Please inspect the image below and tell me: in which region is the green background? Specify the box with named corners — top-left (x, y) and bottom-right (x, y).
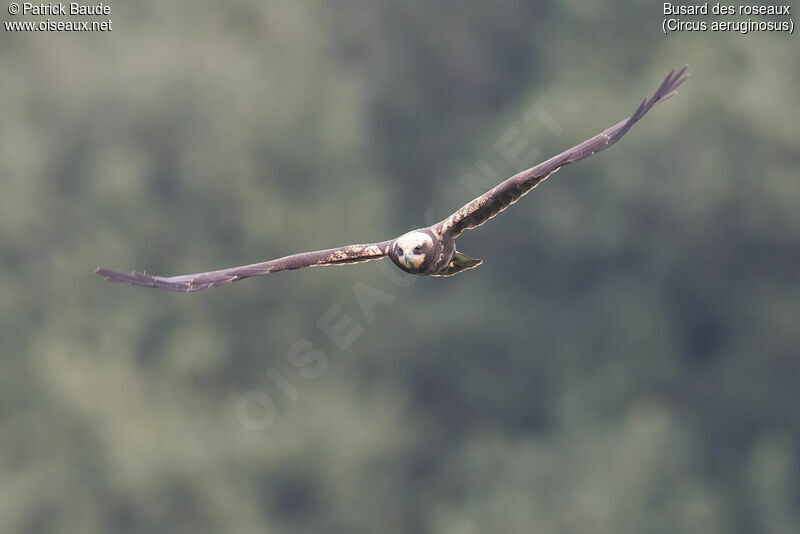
top-left (1, 1), bottom-right (798, 532)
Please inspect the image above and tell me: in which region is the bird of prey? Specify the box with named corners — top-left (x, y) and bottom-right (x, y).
top-left (95, 66), bottom-right (688, 292)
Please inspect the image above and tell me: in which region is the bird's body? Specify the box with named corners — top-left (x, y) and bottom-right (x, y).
top-left (96, 67), bottom-right (689, 292)
top-left (385, 228), bottom-right (481, 277)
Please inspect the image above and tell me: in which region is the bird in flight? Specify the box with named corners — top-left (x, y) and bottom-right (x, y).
top-left (95, 66), bottom-right (688, 292)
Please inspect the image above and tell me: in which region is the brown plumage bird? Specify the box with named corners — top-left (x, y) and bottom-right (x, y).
top-left (96, 66), bottom-right (688, 292)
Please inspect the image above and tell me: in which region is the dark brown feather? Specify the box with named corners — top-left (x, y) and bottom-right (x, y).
top-left (96, 68), bottom-right (688, 291)
top-left (95, 241), bottom-right (391, 292)
top-left (435, 66), bottom-right (689, 239)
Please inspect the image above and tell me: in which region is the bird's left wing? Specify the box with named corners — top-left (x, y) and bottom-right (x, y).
top-left (95, 241), bottom-right (392, 292)
top-left (435, 66), bottom-right (689, 239)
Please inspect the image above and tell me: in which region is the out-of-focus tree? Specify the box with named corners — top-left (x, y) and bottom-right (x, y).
top-left (0, 1), bottom-right (798, 532)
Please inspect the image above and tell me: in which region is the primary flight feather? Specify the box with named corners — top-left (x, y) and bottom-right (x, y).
top-left (95, 66), bottom-right (689, 292)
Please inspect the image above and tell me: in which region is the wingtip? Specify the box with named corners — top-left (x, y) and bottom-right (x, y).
top-left (94, 265), bottom-right (202, 292)
top-left (669, 65), bottom-right (690, 90)
top-left (94, 267), bottom-right (114, 279)
top-left (94, 266), bottom-right (150, 285)
top-left (672, 65), bottom-right (690, 87)
top-left (649, 65), bottom-right (690, 107)
top-left (94, 267), bottom-right (127, 282)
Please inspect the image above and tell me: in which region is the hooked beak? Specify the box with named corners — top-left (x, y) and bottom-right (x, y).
top-left (403, 253), bottom-right (410, 265)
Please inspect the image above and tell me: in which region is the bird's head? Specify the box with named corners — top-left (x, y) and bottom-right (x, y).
top-left (389, 231), bottom-right (435, 274)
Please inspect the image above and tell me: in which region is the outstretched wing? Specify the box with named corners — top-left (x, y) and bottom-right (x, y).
top-left (435, 66), bottom-right (689, 239)
top-left (95, 241), bottom-right (392, 292)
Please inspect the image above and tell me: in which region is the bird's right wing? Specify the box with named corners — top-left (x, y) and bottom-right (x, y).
top-left (435, 66), bottom-right (689, 239)
top-left (95, 240), bottom-right (392, 292)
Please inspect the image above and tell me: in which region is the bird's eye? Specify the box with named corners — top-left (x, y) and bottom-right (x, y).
top-left (397, 247), bottom-right (403, 256)
top-left (413, 245), bottom-right (422, 254)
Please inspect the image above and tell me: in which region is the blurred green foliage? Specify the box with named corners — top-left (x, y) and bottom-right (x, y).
top-left (1, 1), bottom-right (799, 533)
